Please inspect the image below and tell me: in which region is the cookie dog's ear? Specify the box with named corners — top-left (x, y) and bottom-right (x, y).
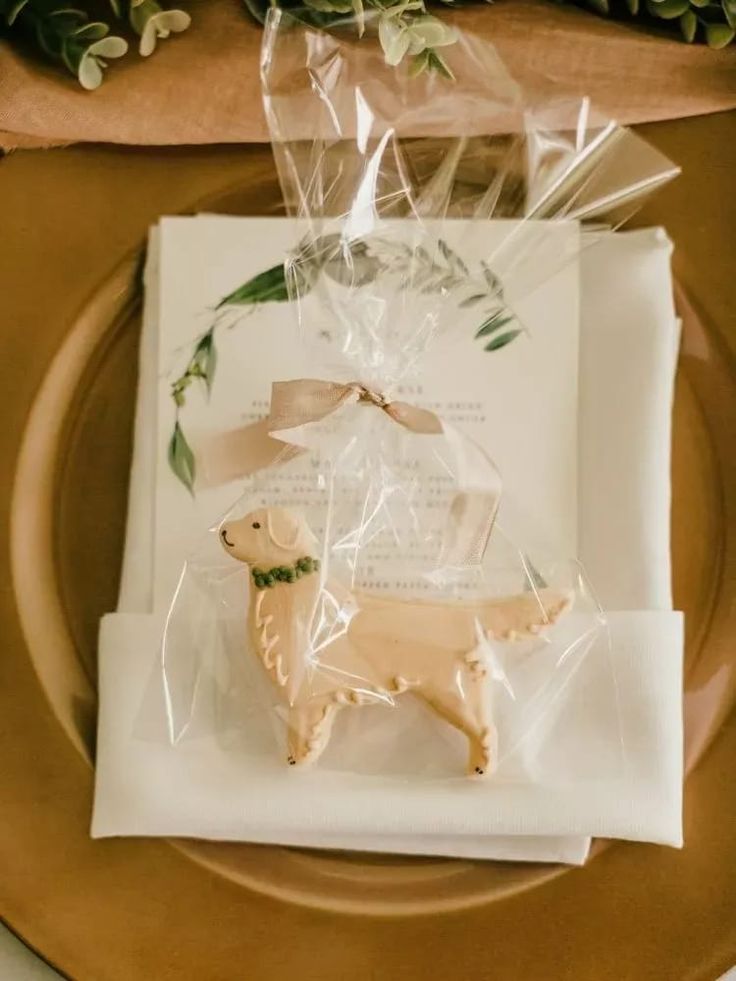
top-left (266, 508), bottom-right (317, 554)
top-left (266, 508), bottom-right (300, 551)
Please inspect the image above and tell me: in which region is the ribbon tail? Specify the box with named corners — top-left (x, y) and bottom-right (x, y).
top-left (384, 400), bottom-right (443, 435)
top-left (196, 418), bottom-right (302, 488)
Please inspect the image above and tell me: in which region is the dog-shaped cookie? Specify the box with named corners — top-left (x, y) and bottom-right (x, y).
top-left (220, 507), bottom-right (572, 777)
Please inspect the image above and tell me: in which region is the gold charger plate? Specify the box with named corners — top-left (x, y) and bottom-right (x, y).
top-left (1, 115), bottom-right (735, 978)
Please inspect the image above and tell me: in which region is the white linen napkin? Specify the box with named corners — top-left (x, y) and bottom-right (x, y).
top-left (578, 228), bottom-right (680, 611)
top-left (93, 223), bottom-right (682, 857)
top-left (93, 608), bottom-right (682, 845)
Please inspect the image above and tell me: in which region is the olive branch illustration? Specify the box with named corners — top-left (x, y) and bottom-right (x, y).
top-left (167, 235), bottom-right (520, 493)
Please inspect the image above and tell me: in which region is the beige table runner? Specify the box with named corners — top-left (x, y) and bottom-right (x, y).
top-left (1, 0), bottom-right (734, 152)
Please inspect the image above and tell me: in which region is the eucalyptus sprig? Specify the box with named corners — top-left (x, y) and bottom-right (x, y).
top-left (112, 0), bottom-right (191, 56)
top-left (2, 1), bottom-right (128, 88)
top-left (580, 0), bottom-right (734, 45)
top-left (297, 233), bottom-right (521, 350)
top-left (0, 0), bottom-right (191, 88)
top-left (168, 327), bottom-right (217, 492)
top-left (242, 0), bottom-right (735, 56)
top-left (245, 0), bottom-right (460, 77)
top-left (376, 2), bottom-right (457, 78)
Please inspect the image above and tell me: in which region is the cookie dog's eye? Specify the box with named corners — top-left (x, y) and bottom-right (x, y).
top-left (252, 521), bottom-right (261, 530)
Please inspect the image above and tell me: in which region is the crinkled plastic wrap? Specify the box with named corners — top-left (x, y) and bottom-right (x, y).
top-left (155, 11), bottom-right (678, 784)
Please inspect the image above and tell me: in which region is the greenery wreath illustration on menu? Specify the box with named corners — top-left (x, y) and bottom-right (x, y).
top-left (167, 233), bottom-right (520, 492)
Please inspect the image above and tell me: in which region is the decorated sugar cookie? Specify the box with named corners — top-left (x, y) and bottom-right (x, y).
top-left (220, 507), bottom-right (572, 777)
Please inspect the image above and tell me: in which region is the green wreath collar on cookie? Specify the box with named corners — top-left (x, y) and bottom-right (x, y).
top-left (251, 556), bottom-right (320, 590)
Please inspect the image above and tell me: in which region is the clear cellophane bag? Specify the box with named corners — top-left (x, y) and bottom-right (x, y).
top-left (155, 8), bottom-right (678, 785)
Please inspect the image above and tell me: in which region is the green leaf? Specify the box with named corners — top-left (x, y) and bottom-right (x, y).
top-left (216, 263), bottom-right (290, 308)
top-left (352, 0), bottom-right (365, 35)
top-left (459, 293), bottom-right (488, 308)
top-left (437, 237), bottom-right (468, 274)
top-left (586, 0), bottom-right (609, 13)
top-left (89, 34), bottom-right (127, 55)
top-left (706, 20), bottom-right (735, 44)
top-left (688, 0), bottom-right (710, 7)
top-left (647, 0), bottom-right (689, 19)
top-left (475, 312), bottom-right (514, 339)
top-left (48, 7), bottom-right (88, 31)
top-left (680, 8), bottom-right (697, 40)
top-left (6, 0), bottom-right (30, 26)
top-left (426, 48), bottom-right (454, 80)
top-left (168, 421), bottom-right (196, 493)
top-left (484, 329), bottom-right (522, 352)
top-left (408, 15), bottom-right (457, 49)
top-left (625, 0), bottom-right (639, 14)
top-left (322, 247), bottom-right (384, 286)
top-left (481, 260), bottom-right (503, 296)
top-left (193, 331), bottom-right (217, 395)
top-left (408, 49), bottom-right (429, 77)
top-left (437, 238), bottom-right (453, 262)
top-left (379, 15), bottom-right (411, 65)
top-left (72, 21), bottom-right (110, 40)
top-left (77, 54), bottom-right (104, 89)
top-left (724, 0), bottom-right (736, 25)
top-left (60, 35), bottom-right (78, 71)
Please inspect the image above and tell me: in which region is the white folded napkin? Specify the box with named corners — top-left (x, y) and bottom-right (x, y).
top-left (93, 223), bottom-right (683, 857)
top-left (93, 609), bottom-right (682, 844)
top-left (578, 228), bottom-right (680, 611)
